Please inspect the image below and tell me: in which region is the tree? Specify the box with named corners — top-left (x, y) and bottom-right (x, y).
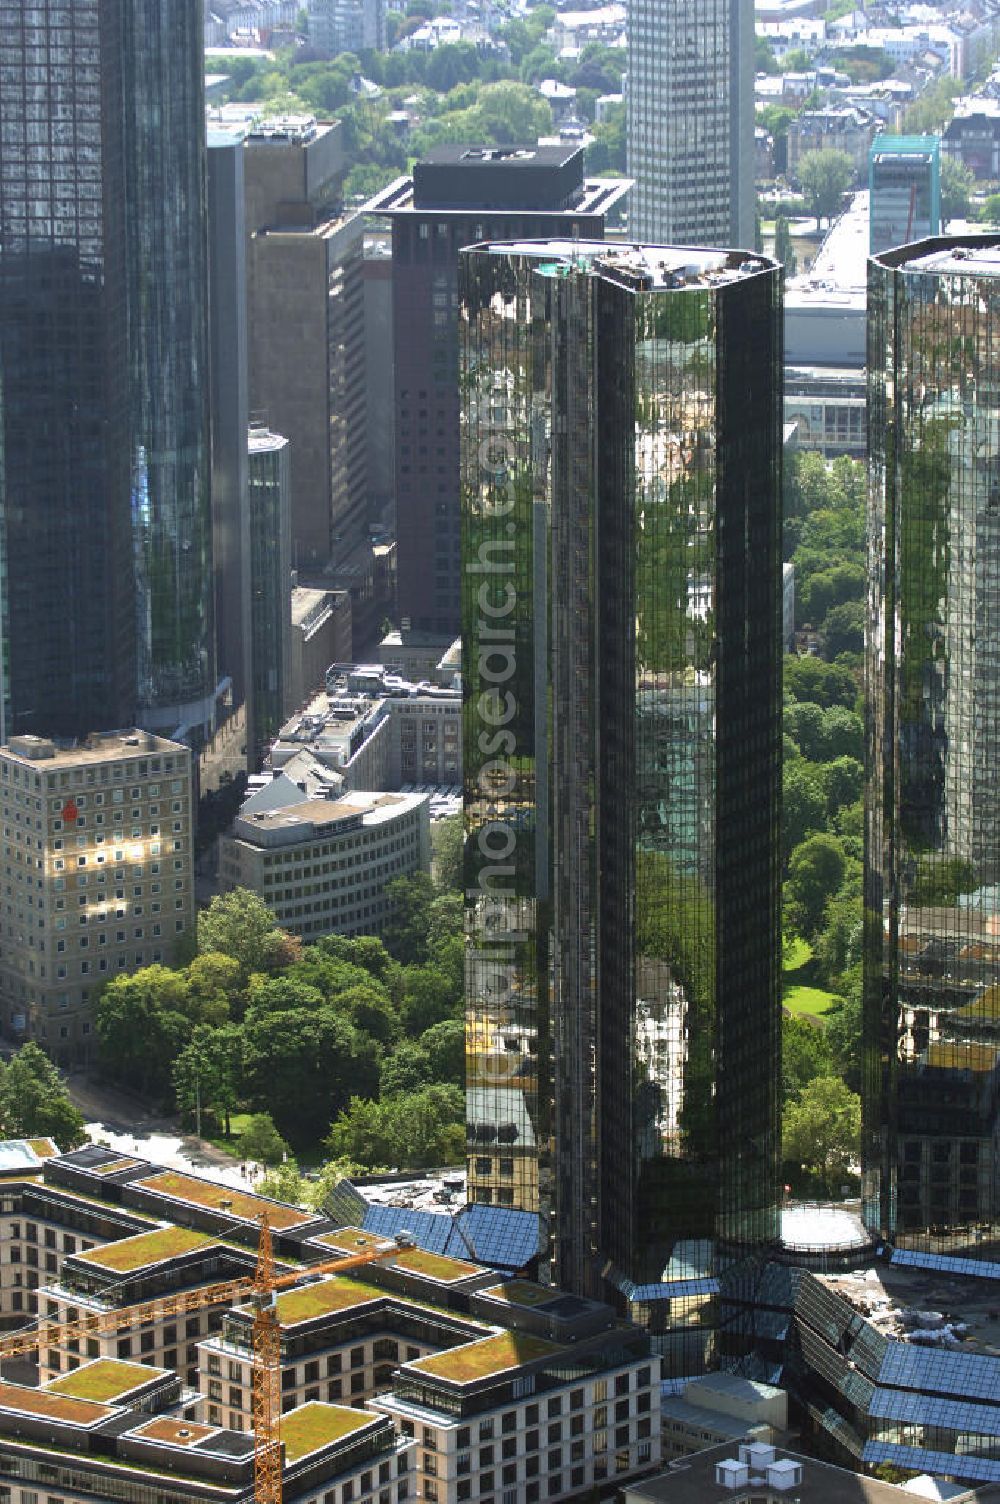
top-left (186, 951), bottom-right (242, 1025)
top-left (431, 812), bottom-right (464, 893)
top-left (825, 979), bottom-right (862, 1093)
top-left (380, 1040), bottom-right (433, 1097)
top-left (327, 1084), bottom-right (464, 1170)
top-left (257, 1160), bottom-right (307, 1205)
top-left (421, 1018), bottom-right (466, 1086)
top-left (782, 1016), bottom-right (834, 1106)
top-left (785, 655), bottom-right (858, 711)
top-left (243, 1007), bottom-right (381, 1147)
top-left (782, 1075), bottom-right (861, 1193)
top-left (941, 154), bottom-right (974, 222)
top-left (773, 213), bottom-right (797, 275)
top-left (400, 965), bottom-right (461, 1036)
top-left (238, 1113), bottom-right (290, 1167)
top-left (822, 600), bottom-right (864, 659)
top-left (197, 889), bottom-right (298, 979)
top-left (783, 762), bottom-right (827, 862)
top-left (822, 756), bottom-right (863, 816)
top-left (95, 967), bottom-right (194, 1098)
top-left (0, 1043), bottom-right (87, 1149)
top-left (172, 1024), bottom-right (245, 1137)
top-left (798, 149), bottom-right (854, 229)
top-left (980, 193), bottom-right (1000, 227)
top-left (785, 834), bottom-right (848, 938)
top-left (382, 873), bottom-right (435, 963)
top-left (475, 82), bottom-right (552, 144)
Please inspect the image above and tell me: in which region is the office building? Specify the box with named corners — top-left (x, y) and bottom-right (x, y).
top-left (869, 135), bottom-right (941, 254)
top-left (0, 0), bottom-right (136, 737)
top-left (866, 236), bottom-right (1000, 1258)
top-left (218, 788), bottom-right (430, 939)
top-left (124, 6), bottom-right (217, 739)
top-left (0, 731), bottom-right (194, 1067)
top-left (247, 425), bottom-right (293, 765)
top-left (207, 125), bottom-right (252, 754)
top-left (368, 149), bottom-right (630, 636)
top-left (0, 3), bottom-right (219, 745)
top-left (309, 0), bottom-right (387, 53)
top-left (461, 240), bottom-right (783, 1367)
top-left (243, 116), bottom-right (371, 623)
top-left (626, 0), bottom-right (755, 248)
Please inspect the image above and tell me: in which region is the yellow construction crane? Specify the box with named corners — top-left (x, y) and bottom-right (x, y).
top-left (0, 1215), bottom-right (411, 1504)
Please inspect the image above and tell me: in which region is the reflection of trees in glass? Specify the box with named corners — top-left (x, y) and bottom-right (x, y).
top-left (898, 412), bottom-right (955, 847)
top-left (636, 850), bottom-right (716, 1157)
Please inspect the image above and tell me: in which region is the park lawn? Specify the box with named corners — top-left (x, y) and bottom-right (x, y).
top-left (784, 936), bottom-right (813, 973)
top-left (204, 1113), bottom-right (254, 1157)
top-left (783, 983), bottom-right (836, 1020)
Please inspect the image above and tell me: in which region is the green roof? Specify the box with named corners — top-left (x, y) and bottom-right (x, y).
top-left (137, 1171), bottom-right (311, 1230)
top-left (481, 1280), bottom-right (554, 1308)
top-left (409, 1331), bottom-right (561, 1385)
top-left (274, 1277), bottom-right (385, 1326)
top-left (45, 1360), bottom-right (161, 1403)
top-left (74, 1225), bottom-right (216, 1273)
top-left (281, 1402), bottom-right (374, 1460)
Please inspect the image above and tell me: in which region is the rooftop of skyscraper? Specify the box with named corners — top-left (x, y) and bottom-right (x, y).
top-left (466, 238), bottom-right (775, 291)
top-left (880, 237), bottom-right (1000, 276)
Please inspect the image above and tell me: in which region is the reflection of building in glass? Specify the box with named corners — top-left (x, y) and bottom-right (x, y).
top-left (868, 136), bottom-right (941, 255)
top-left (866, 236), bottom-right (1000, 1259)
top-left (626, 0), bottom-right (755, 248)
top-left (247, 425), bottom-right (293, 766)
top-left (460, 240), bottom-right (783, 1371)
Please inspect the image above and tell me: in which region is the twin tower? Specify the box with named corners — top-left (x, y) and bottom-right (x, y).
top-left (459, 235), bottom-right (1000, 1369)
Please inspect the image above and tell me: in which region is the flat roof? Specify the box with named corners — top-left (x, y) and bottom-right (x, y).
top-left (408, 1331), bottom-right (561, 1386)
top-left (366, 173), bottom-right (631, 219)
top-left (45, 1359), bottom-right (167, 1404)
top-left (135, 1171), bottom-right (313, 1230)
top-left (888, 239), bottom-right (1000, 279)
top-left (0, 1381), bottom-right (114, 1428)
top-left (0, 731), bottom-right (186, 768)
top-left (132, 1417), bottom-right (218, 1448)
top-left (73, 1224), bottom-right (219, 1274)
top-left (0, 1140), bottom-right (47, 1172)
top-left (281, 1403), bottom-right (377, 1461)
top-left (311, 1228), bottom-right (481, 1282)
top-left (472, 239), bottom-right (774, 289)
top-left (271, 1277), bottom-right (386, 1326)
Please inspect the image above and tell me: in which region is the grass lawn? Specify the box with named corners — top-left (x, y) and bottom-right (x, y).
top-left (784, 936), bottom-right (813, 973)
top-left (783, 984), bottom-right (837, 1020)
top-left (204, 1113), bottom-right (255, 1157)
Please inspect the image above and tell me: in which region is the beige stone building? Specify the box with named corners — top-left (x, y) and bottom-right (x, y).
top-left (0, 731), bottom-right (194, 1067)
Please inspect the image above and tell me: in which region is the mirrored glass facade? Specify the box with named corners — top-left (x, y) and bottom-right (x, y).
top-left (0, 0), bottom-right (136, 736)
top-left (460, 241), bottom-right (783, 1365)
top-left (123, 2), bottom-right (215, 728)
top-left (866, 238), bottom-right (1000, 1259)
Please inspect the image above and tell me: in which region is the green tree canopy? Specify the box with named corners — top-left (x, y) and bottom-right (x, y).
top-left (783, 1075), bottom-right (861, 1193)
top-left (243, 1007), bottom-right (381, 1147)
top-left (238, 1112), bottom-right (290, 1166)
top-left (95, 967), bottom-right (194, 1098)
top-left (797, 148), bottom-right (855, 228)
top-left (782, 1015), bottom-right (835, 1106)
top-left (785, 834), bottom-right (849, 938)
top-left (197, 889), bottom-right (298, 979)
top-left (941, 154), bottom-right (974, 221)
top-left (326, 1084), bottom-right (464, 1170)
top-left (0, 1043), bottom-right (87, 1149)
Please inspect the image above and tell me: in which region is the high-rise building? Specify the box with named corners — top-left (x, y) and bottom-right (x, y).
top-left (869, 135), bottom-right (941, 255)
top-left (243, 118), bottom-right (369, 596)
top-left (368, 149), bottom-right (631, 638)
top-left (626, 0), bottom-right (755, 248)
top-left (0, 0), bottom-right (135, 738)
top-left (865, 236), bottom-right (1000, 1258)
top-left (0, 730), bottom-right (194, 1068)
top-left (0, 2), bottom-right (219, 745)
top-left (460, 240), bottom-right (783, 1369)
top-left (247, 424), bottom-right (293, 765)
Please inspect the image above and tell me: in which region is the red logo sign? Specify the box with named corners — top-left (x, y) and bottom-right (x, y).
top-left (62, 799), bottom-right (78, 823)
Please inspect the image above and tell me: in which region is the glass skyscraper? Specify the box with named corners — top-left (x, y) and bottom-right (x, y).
top-left (626, 0), bottom-right (755, 249)
top-left (0, 1), bottom-right (215, 742)
top-left (0, 0), bottom-right (135, 736)
top-left (460, 241), bottom-right (783, 1369)
top-left (866, 237), bottom-right (1000, 1259)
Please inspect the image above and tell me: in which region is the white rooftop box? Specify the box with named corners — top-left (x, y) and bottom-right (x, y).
top-left (715, 1459), bottom-right (749, 1490)
top-left (767, 1459), bottom-right (804, 1491)
top-left (740, 1442), bottom-right (776, 1468)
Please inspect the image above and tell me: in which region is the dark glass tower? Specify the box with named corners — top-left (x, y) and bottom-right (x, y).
top-left (460, 241), bottom-right (783, 1369)
top-left (866, 237), bottom-right (1000, 1258)
top-left (0, 0), bottom-right (135, 736)
top-left (0, 1), bottom-right (215, 742)
top-left (123, 2), bottom-right (215, 734)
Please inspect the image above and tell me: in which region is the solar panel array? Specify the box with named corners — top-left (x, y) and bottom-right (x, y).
top-left (891, 1246), bottom-right (1000, 1282)
top-left (863, 1442), bottom-right (1000, 1484)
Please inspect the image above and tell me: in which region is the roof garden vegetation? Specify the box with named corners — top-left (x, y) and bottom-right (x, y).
top-left (281, 1403), bottom-right (373, 1460)
top-left (0, 1381), bottom-right (111, 1426)
top-left (137, 1171), bottom-right (310, 1229)
top-left (74, 1225), bottom-right (215, 1272)
top-left (395, 1247), bottom-right (481, 1282)
top-left (46, 1360), bottom-right (158, 1403)
top-left (274, 1277), bottom-right (386, 1326)
top-left (410, 1331), bottom-right (561, 1385)
top-left (480, 1280), bottom-right (553, 1307)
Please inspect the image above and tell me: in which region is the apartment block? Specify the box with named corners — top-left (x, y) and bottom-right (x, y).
top-left (0, 731), bottom-right (194, 1066)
